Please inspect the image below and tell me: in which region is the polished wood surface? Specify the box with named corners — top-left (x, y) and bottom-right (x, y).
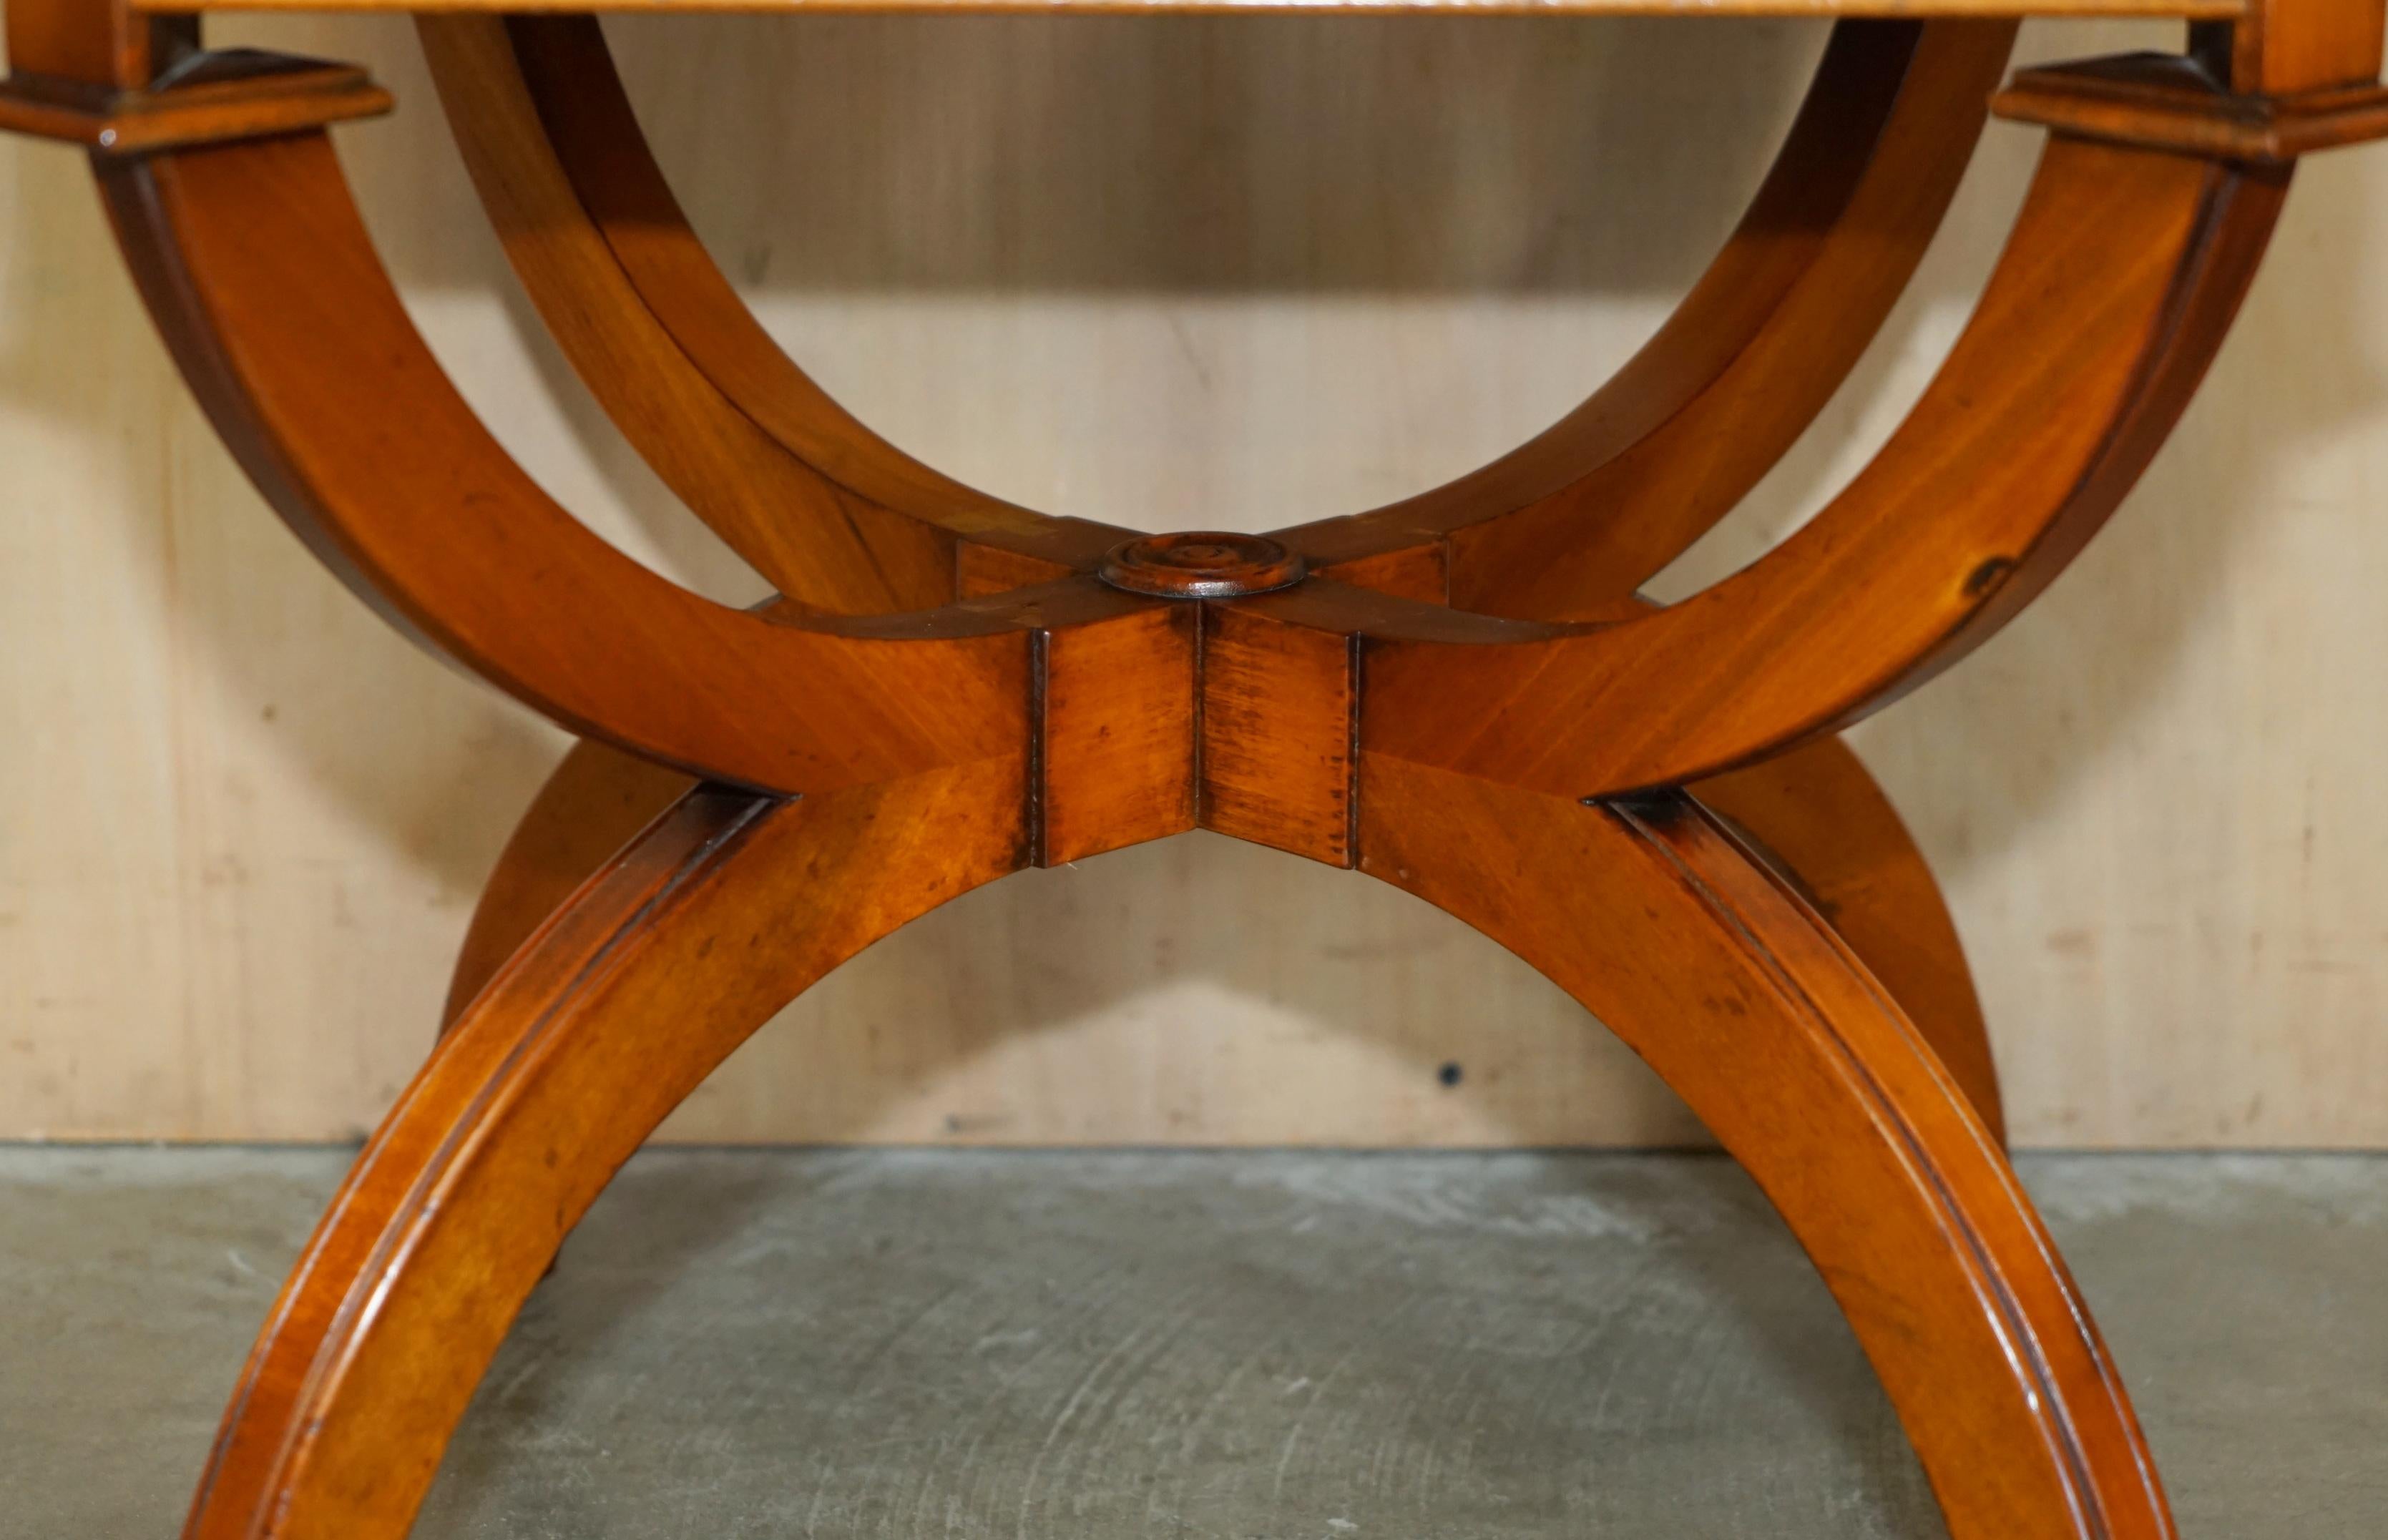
top-left (419, 11), bottom-right (1118, 611)
top-left (0, 49), bottom-right (388, 149)
top-left (5, 0), bottom-right (184, 84)
top-left (2221, 0), bottom-right (2387, 89)
top-left (1284, 17), bottom-right (2016, 615)
top-left (6, 2), bottom-right (2385, 1534)
top-left (1360, 759), bottom-right (2153, 1536)
top-left (194, 762), bottom-right (1029, 1540)
top-left (1362, 134), bottom-right (2289, 797)
top-left (1693, 735), bottom-right (2004, 1137)
top-left (132, 0), bottom-right (2249, 16)
top-left (418, 14), bottom-right (958, 614)
top-left (1996, 49), bottom-right (2388, 157)
top-left (99, 135), bottom-right (1044, 795)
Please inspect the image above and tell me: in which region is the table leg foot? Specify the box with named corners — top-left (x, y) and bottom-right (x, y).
top-left (183, 760), bottom-right (1025, 1540)
top-left (1359, 752), bottom-right (2166, 1539)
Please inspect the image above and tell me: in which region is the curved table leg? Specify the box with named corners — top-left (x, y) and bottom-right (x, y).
top-left (440, 740), bottom-right (691, 1029)
top-left (1695, 735), bottom-right (2000, 1138)
top-left (185, 757), bottom-right (1025, 1540)
top-left (1359, 752), bottom-right (2158, 1539)
top-left (449, 729), bottom-right (2002, 1132)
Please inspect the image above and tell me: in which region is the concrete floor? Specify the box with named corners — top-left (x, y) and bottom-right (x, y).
top-left (4, 1149), bottom-right (2385, 1537)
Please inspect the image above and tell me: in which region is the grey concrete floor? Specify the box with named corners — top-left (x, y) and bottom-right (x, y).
top-left (4, 1149), bottom-right (2384, 1537)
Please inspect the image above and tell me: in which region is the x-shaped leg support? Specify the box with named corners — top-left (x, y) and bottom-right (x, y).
top-left (10, 6), bottom-right (2388, 1536)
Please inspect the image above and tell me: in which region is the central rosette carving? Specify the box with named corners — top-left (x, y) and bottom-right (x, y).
top-left (1100, 531), bottom-right (1308, 599)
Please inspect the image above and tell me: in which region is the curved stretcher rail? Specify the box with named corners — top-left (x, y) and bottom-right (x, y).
top-left (1281, 19), bottom-right (2017, 621)
top-left (97, 131), bottom-right (1080, 794)
top-left (432, 14), bottom-right (1127, 603)
top-left (1359, 134), bottom-right (2289, 797)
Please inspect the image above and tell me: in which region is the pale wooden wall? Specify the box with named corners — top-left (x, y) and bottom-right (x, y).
top-left (4, 14), bottom-right (2385, 1147)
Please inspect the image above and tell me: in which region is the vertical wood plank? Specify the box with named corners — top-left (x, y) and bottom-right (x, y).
top-left (1041, 602), bottom-right (1197, 865)
top-left (1198, 602), bottom-right (1355, 866)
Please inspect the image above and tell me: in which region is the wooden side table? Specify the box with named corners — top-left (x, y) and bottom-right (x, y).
top-left (6, 0), bottom-right (2385, 1533)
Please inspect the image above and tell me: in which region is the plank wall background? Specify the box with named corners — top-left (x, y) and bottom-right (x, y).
top-left (3, 14), bottom-right (2384, 1146)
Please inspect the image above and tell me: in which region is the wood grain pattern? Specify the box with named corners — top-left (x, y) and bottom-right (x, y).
top-left (5, 9), bottom-right (2383, 1162)
top-left (5, 0), bottom-right (182, 86)
top-left (1288, 19), bottom-right (2017, 621)
top-left (1198, 595), bottom-right (1359, 864)
top-left (2214, 0), bottom-right (2386, 92)
top-left (441, 741), bottom-right (692, 1027)
top-left (1357, 755), bottom-right (2163, 1539)
top-left (1695, 735), bottom-right (2002, 1137)
top-left (1364, 135), bottom-right (2291, 798)
top-left (184, 760), bottom-right (1027, 1540)
top-left (1995, 50), bottom-right (2388, 159)
top-left (134, 0), bottom-right (2250, 17)
top-left (419, 14), bottom-right (956, 614)
top-left (98, 131), bottom-right (1034, 795)
top-left (21, 19), bottom-right (2359, 1526)
top-left (459, 732), bottom-right (2006, 1131)
top-left (1039, 593), bottom-right (1197, 864)
top-left (1312, 540), bottom-right (1447, 604)
top-left (0, 49), bottom-right (390, 151)
top-left (492, 13), bottom-right (1127, 570)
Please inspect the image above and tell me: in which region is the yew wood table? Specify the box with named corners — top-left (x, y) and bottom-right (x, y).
top-left (6, 0), bottom-right (2387, 1534)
